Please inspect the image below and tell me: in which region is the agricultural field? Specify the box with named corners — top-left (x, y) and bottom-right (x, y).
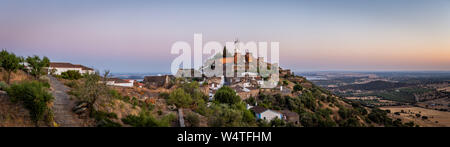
top-left (380, 106), bottom-right (450, 127)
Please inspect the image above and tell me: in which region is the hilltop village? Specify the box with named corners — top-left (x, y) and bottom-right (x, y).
top-left (0, 49), bottom-right (418, 127)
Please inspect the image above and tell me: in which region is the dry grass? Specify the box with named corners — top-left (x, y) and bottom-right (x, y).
top-left (380, 106), bottom-right (450, 127)
top-left (0, 69), bottom-right (33, 84)
top-left (0, 94), bottom-right (34, 127)
top-left (0, 70), bottom-right (35, 127)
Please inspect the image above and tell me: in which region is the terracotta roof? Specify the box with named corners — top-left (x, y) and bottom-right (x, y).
top-left (250, 106), bottom-right (267, 114)
top-left (108, 78), bottom-right (130, 84)
top-left (50, 62), bottom-right (94, 70)
top-left (50, 62), bottom-right (77, 68)
top-left (73, 64), bottom-right (94, 70)
top-left (280, 110), bottom-right (299, 117)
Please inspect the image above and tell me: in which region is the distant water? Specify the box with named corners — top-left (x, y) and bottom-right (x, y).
top-left (111, 72), bottom-right (170, 81)
top-left (304, 76), bottom-right (327, 80)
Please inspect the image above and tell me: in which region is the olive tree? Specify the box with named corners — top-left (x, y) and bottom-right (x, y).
top-left (26, 55), bottom-right (50, 79)
top-left (0, 50), bottom-right (20, 84)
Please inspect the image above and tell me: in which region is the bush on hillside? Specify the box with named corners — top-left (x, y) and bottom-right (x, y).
top-left (185, 112), bottom-right (200, 127)
top-left (61, 70), bottom-right (82, 80)
top-left (122, 111), bottom-right (175, 127)
top-left (167, 88), bottom-right (193, 108)
top-left (6, 81), bottom-right (54, 124)
top-left (0, 81), bottom-right (8, 91)
top-left (214, 86), bottom-right (240, 105)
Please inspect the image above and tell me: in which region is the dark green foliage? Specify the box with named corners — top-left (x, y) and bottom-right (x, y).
top-left (185, 112), bottom-right (200, 127)
top-left (167, 82), bottom-right (207, 110)
top-left (245, 96), bottom-right (256, 105)
top-left (293, 84), bottom-right (303, 92)
top-left (299, 112), bottom-right (319, 127)
top-left (338, 81), bottom-right (408, 91)
top-left (368, 108), bottom-right (393, 126)
top-left (108, 89), bottom-right (121, 99)
top-left (61, 70), bottom-right (82, 80)
top-left (353, 104), bottom-right (368, 115)
top-left (0, 50), bottom-right (21, 84)
top-left (64, 80), bottom-right (78, 88)
top-left (415, 113), bottom-right (421, 117)
top-left (159, 92), bottom-right (169, 99)
top-left (206, 103), bottom-right (256, 127)
top-left (6, 81), bottom-right (54, 124)
top-left (91, 110), bottom-right (118, 120)
top-left (338, 107), bottom-right (355, 119)
top-left (404, 121), bottom-right (415, 127)
top-left (361, 87), bottom-right (433, 103)
top-left (298, 110), bottom-right (338, 127)
top-left (214, 86), bottom-right (240, 105)
top-left (97, 119), bottom-right (122, 127)
top-left (167, 88), bottom-right (193, 108)
top-left (298, 91), bottom-right (317, 110)
top-left (90, 110), bottom-right (121, 127)
top-left (0, 81), bottom-right (8, 91)
top-left (270, 117), bottom-right (286, 127)
top-left (258, 93), bottom-right (289, 110)
top-left (340, 117), bottom-right (361, 127)
top-left (25, 55), bottom-right (50, 79)
top-left (122, 111), bottom-right (175, 127)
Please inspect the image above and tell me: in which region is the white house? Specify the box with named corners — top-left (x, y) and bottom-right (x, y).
top-left (251, 106), bottom-right (283, 121)
top-left (49, 62), bottom-right (95, 75)
top-left (106, 78), bottom-right (134, 87)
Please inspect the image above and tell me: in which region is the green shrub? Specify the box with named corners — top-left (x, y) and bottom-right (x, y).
top-left (214, 86), bottom-right (240, 105)
top-left (0, 81), bottom-right (8, 90)
top-left (64, 80), bottom-right (78, 88)
top-left (270, 117), bottom-right (286, 127)
top-left (167, 88), bottom-right (192, 108)
top-left (205, 103), bottom-right (256, 127)
top-left (159, 92), bottom-right (169, 99)
top-left (97, 118), bottom-right (122, 127)
top-left (368, 108), bottom-right (393, 126)
top-left (340, 117), bottom-right (361, 127)
top-left (91, 110), bottom-right (118, 120)
top-left (108, 89), bottom-right (122, 99)
top-left (338, 107), bottom-right (354, 119)
top-left (90, 110), bottom-right (121, 127)
top-left (61, 70), bottom-right (82, 80)
top-left (298, 92), bottom-right (316, 110)
top-left (293, 84), bottom-right (303, 92)
top-left (6, 81), bottom-right (54, 123)
top-left (122, 111), bottom-right (175, 127)
top-left (185, 112), bottom-right (200, 127)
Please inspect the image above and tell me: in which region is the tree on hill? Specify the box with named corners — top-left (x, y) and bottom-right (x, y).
top-left (76, 72), bottom-right (108, 109)
top-left (167, 88), bottom-right (193, 108)
top-left (26, 55), bottom-right (50, 79)
top-left (214, 86), bottom-right (240, 105)
top-left (293, 84), bottom-right (303, 92)
top-left (0, 50), bottom-right (21, 84)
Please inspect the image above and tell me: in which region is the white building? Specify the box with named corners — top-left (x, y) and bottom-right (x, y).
top-left (106, 78), bottom-right (134, 87)
top-left (251, 106), bottom-right (283, 121)
top-left (49, 62), bottom-right (95, 75)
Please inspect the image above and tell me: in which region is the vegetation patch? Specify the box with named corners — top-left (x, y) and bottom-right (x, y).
top-left (6, 81), bottom-right (54, 125)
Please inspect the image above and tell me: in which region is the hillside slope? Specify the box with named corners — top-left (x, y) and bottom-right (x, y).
top-left (250, 76), bottom-right (415, 127)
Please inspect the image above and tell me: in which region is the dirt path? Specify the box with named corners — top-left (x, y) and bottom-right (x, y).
top-left (49, 76), bottom-right (86, 127)
top-left (178, 108), bottom-right (185, 127)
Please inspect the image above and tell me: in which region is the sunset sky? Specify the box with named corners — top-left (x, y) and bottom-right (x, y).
top-left (1, 0), bottom-right (449, 73)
